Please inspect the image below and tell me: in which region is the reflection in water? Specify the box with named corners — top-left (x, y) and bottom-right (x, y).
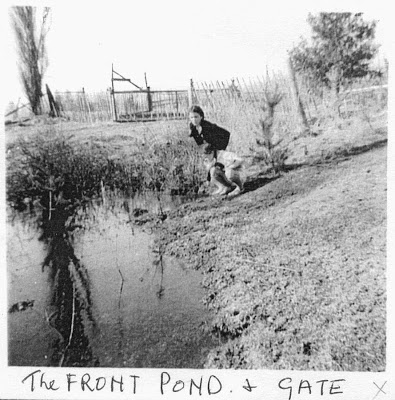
top-left (8, 193), bottom-right (213, 368)
top-left (43, 234), bottom-right (96, 366)
top-left (153, 244), bottom-right (165, 299)
top-left (35, 202), bottom-right (97, 367)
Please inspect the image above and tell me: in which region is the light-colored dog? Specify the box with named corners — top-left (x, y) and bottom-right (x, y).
top-left (204, 157), bottom-right (243, 196)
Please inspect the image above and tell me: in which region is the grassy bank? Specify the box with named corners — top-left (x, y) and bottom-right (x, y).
top-left (155, 138), bottom-right (386, 370)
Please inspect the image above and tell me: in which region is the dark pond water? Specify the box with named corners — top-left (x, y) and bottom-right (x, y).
top-left (7, 194), bottom-right (215, 368)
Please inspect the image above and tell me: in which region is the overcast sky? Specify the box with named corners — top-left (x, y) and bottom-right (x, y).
top-left (2, 1), bottom-right (391, 106)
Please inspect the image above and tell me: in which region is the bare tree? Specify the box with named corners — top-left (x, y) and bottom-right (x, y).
top-left (10, 6), bottom-right (51, 115)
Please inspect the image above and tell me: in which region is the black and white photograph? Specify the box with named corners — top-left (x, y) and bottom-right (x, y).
top-left (1, 1), bottom-right (393, 399)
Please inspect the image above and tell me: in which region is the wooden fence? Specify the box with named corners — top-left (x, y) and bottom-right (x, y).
top-left (53, 89), bottom-right (112, 123)
top-left (113, 89), bottom-right (189, 121)
top-left (5, 74), bottom-right (387, 126)
top-left (191, 75), bottom-right (388, 125)
top-left (51, 88), bottom-right (189, 123)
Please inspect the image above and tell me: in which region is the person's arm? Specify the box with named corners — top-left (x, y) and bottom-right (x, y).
top-left (189, 123), bottom-right (204, 145)
top-left (207, 123), bottom-right (230, 150)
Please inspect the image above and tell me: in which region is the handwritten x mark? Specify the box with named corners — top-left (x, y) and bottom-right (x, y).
top-left (372, 381), bottom-right (387, 399)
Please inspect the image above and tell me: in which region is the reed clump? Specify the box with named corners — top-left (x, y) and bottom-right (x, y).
top-left (6, 126), bottom-right (205, 216)
top-left (132, 136), bottom-right (204, 194)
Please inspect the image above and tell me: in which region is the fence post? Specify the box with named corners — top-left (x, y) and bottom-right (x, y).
top-left (46, 84), bottom-right (61, 117)
top-left (188, 79), bottom-right (195, 107)
top-left (288, 57), bottom-right (310, 134)
top-left (111, 64), bottom-right (118, 121)
top-left (83, 87), bottom-right (94, 124)
top-left (147, 86), bottom-right (153, 112)
top-left (175, 91), bottom-right (179, 114)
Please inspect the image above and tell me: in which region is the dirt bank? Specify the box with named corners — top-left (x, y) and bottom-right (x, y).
top-left (155, 142), bottom-right (387, 371)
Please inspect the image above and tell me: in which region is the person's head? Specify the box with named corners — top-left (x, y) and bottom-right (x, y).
top-left (189, 105), bottom-right (204, 127)
top-left (203, 143), bottom-right (216, 162)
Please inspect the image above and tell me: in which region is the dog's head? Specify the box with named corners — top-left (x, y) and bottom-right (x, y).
top-left (203, 156), bottom-right (216, 171)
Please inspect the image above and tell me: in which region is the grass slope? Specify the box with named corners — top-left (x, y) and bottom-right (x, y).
top-left (156, 144), bottom-right (386, 371)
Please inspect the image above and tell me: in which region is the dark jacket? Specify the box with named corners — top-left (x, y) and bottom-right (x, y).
top-left (189, 120), bottom-right (230, 151)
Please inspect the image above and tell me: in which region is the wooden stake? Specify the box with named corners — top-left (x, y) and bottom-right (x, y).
top-left (288, 57), bottom-right (310, 133)
top-left (83, 88), bottom-right (93, 124)
top-left (188, 79), bottom-right (195, 107)
top-left (46, 84), bottom-right (61, 117)
top-left (111, 64), bottom-right (118, 121)
top-left (147, 87), bottom-right (153, 112)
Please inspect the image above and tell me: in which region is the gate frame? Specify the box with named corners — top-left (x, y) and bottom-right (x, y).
top-left (110, 65), bottom-right (151, 121)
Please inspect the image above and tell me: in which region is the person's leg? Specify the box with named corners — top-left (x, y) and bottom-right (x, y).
top-left (211, 166), bottom-right (235, 195)
top-left (225, 169), bottom-right (243, 191)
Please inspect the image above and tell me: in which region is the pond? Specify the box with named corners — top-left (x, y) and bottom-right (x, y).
top-left (7, 194), bottom-right (215, 368)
